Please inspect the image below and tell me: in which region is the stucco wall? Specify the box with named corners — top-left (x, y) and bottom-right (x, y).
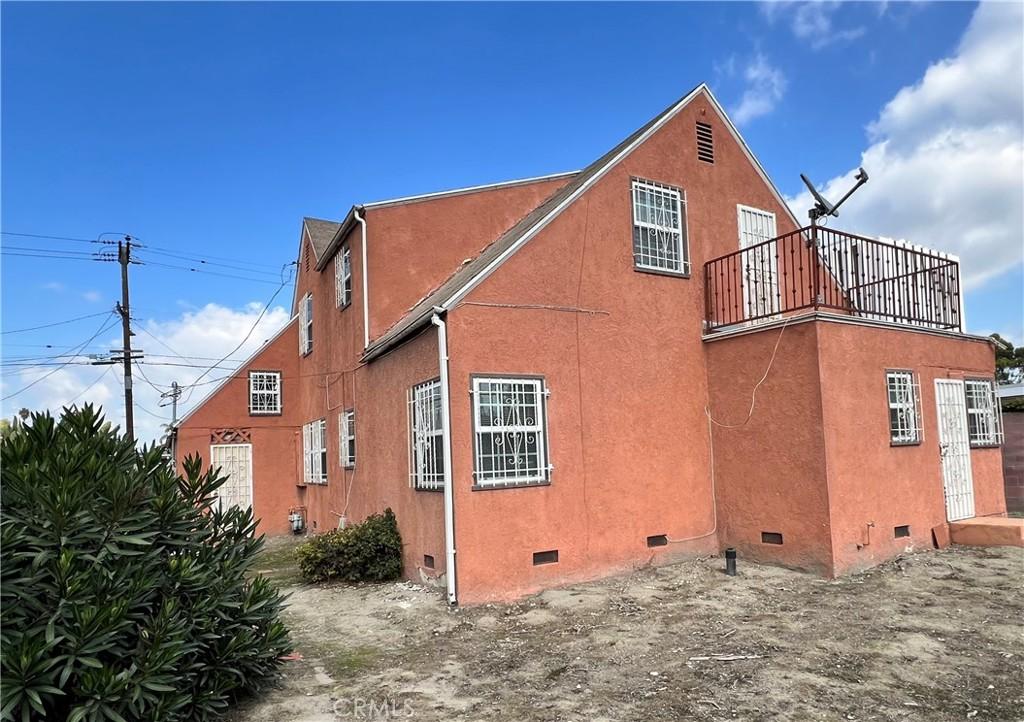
top-left (815, 321), bottom-right (1005, 575)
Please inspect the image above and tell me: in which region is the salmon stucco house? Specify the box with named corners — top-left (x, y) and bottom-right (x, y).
top-left (174, 84), bottom-right (1009, 605)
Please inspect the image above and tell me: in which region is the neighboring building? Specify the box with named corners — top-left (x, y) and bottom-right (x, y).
top-left (998, 384), bottom-right (1024, 514)
top-left (174, 84), bottom-right (1008, 605)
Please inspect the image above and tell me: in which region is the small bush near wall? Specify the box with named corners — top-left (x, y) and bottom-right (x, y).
top-left (297, 509), bottom-right (403, 583)
top-left (0, 406), bottom-right (291, 722)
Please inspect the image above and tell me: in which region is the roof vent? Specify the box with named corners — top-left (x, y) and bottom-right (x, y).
top-left (696, 121), bottom-right (714, 164)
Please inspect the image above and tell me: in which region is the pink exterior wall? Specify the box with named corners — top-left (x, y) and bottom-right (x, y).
top-left (816, 321), bottom-right (1005, 574)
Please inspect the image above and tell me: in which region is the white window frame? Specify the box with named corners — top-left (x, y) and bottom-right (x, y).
top-left (302, 418), bottom-right (328, 484)
top-left (965, 378), bottom-right (1003, 448)
top-left (210, 443), bottom-right (253, 511)
top-left (631, 179), bottom-right (688, 275)
top-left (335, 246), bottom-right (352, 308)
top-left (408, 380), bottom-right (445, 490)
top-left (299, 292), bottom-right (314, 356)
top-left (471, 376), bottom-right (551, 488)
top-left (885, 370), bottom-right (922, 446)
top-left (737, 204), bottom-right (780, 322)
top-left (248, 371), bottom-right (282, 415)
top-left (340, 409), bottom-right (355, 468)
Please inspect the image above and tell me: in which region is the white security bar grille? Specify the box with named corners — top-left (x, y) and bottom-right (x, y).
top-left (299, 292), bottom-right (314, 355)
top-left (336, 246), bottom-right (352, 308)
top-left (302, 418), bottom-right (328, 484)
top-left (737, 205), bottom-right (779, 322)
top-left (248, 371), bottom-right (282, 415)
top-left (965, 379), bottom-right (1003, 447)
top-left (935, 379), bottom-right (975, 521)
top-left (408, 380), bottom-right (445, 490)
top-left (210, 444), bottom-right (253, 511)
top-left (472, 377), bottom-right (550, 487)
top-left (632, 179), bottom-right (688, 274)
top-left (885, 370), bottom-right (922, 445)
top-left (340, 409), bottom-right (355, 468)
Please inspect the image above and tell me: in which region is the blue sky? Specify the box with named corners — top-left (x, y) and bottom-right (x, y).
top-left (2, 1), bottom-right (1022, 440)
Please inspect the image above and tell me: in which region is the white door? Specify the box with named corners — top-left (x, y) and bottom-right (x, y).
top-left (737, 205), bottom-right (779, 322)
top-left (934, 380), bottom-right (974, 521)
top-left (210, 444), bottom-right (253, 511)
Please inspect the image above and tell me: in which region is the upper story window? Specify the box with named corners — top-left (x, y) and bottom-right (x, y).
top-left (302, 418), bottom-right (328, 484)
top-left (336, 246), bottom-right (352, 309)
top-left (340, 409), bottom-right (355, 468)
top-left (408, 379), bottom-right (444, 490)
top-left (885, 370), bottom-right (921, 446)
top-left (965, 379), bottom-right (1003, 447)
top-left (631, 179), bottom-right (689, 275)
top-left (299, 292), bottom-right (313, 355)
top-left (472, 376), bottom-right (550, 488)
top-left (248, 371), bottom-right (282, 415)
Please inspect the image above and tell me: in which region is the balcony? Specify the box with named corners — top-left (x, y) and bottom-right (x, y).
top-left (703, 226), bottom-right (962, 334)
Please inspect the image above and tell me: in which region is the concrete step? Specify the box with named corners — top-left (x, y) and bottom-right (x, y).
top-left (948, 517), bottom-right (1024, 548)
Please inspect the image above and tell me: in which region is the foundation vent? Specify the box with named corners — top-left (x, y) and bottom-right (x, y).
top-left (423, 554), bottom-right (435, 569)
top-left (533, 550), bottom-right (559, 566)
top-left (696, 121), bottom-right (714, 163)
top-left (894, 525), bottom-right (911, 539)
top-left (646, 534), bottom-right (669, 548)
top-left (761, 531), bottom-right (784, 545)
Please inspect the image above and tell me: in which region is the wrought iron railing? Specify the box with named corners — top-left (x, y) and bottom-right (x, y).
top-left (703, 226), bottom-right (962, 333)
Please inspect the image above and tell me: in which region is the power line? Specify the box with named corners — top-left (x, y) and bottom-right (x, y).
top-left (134, 256), bottom-right (289, 286)
top-left (1, 251), bottom-right (117, 262)
top-left (141, 248), bottom-right (284, 275)
top-left (0, 231), bottom-right (104, 245)
top-left (2, 313), bottom-right (119, 401)
top-left (2, 311), bottom-right (114, 335)
top-left (66, 366), bottom-right (114, 406)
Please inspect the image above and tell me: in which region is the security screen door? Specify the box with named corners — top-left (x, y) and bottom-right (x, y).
top-left (934, 379), bottom-right (974, 521)
top-left (210, 443), bottom-right (253, 511)
top-left (737, 205), bottom-right (779, 322)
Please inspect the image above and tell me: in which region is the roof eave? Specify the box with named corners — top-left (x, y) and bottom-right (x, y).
top-left (314, 206), bottom-right (362, 272)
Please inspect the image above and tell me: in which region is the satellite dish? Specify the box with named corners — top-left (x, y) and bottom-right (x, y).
top-left (801, 167), bottom-right (869, 227)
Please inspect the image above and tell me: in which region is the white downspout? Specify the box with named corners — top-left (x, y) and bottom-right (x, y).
top-left (354, 208), bottom-right (369, 348)
top-left (431, 311), bottom-right (457, 606)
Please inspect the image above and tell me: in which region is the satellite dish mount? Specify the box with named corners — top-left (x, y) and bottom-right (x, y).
top-left (800, 167), bottom-right (869, 230)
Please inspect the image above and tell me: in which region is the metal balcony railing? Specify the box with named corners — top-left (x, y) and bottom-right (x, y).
top-left (703, 226), bottom-right (962, 333)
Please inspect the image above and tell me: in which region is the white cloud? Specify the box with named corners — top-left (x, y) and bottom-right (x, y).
top-left (730, 54), bottom-right (787, 126)
top-left (41, 281), bottom-right (64, 293)
top-left (1, 302), bottom-right (291, 445)
top-left (763, 1), bottom-right (866, 50)
top-left (786, 1), bottom-right (1024, 291)
top-left (82, 290), bottom-right (102, 303)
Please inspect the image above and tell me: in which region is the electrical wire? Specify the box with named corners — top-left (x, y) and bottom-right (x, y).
top-left (0, 231), bottom-right (103, 245)
top-left (140, 248), bottom-right (284, 275)
top-left (2, 311), bottom-right (113, 335)
top-left (2, 313), bottom-right (119, 401)
top-left (134, 256), bottom-right (288, 286)
top-left (66, 366), bottom-right (114, 406)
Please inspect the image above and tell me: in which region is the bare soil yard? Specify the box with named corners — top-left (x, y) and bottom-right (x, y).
top-left (232, 542), bottom-right (1023, 721)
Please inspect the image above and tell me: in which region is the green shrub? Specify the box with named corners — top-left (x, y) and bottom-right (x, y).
top-left (0, 406), bottom-right (291, 722)
top-left (296, 509), bottom-right (403, 583)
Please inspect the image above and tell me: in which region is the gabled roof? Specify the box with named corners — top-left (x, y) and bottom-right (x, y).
top-left (303, 217), bottom-right (343, 260)
top-left (364, 83), bottom-right (798, 361)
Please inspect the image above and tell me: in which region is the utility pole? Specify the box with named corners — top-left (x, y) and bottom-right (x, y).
top-left (161, 381), bottom-right (182, 464)
top-left (117, 236), bottom-right (135, 441)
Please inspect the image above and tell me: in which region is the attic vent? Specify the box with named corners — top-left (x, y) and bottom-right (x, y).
top-left (696, 121), bottom-right (714, 164)
top-left (303, 241), bottom-right (310, 273)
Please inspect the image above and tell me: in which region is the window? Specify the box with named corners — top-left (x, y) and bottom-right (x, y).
top-left (335, 246), bottom-right (352, 308)
top-left (248, 371), bottom-right (282, 415)
top-left (886, 370), bottom-right (922, 445)
top-left (631, 179), bottom-right (688, 275)
top-left (299, 293), bottom-right (313, 355)
top-left (409, 379), bottom-right (445, 490)
top-left (340, 409), bottom-right (355, 468)
top-left (472, 376), bottom-right (550, 487)
top-left (696, 121), bottom-right (714, 163)
top-left (302, 418), bottom-right (327, 484)
top-left (965, 379), bottom-right (1003, 447)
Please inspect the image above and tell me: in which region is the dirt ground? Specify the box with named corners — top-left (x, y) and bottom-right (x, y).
top-left (232, 541), bottom-right (1023, 722)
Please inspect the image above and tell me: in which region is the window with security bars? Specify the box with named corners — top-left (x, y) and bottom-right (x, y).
top-left (472, 377), bottom-right (550, 487)
top-left (248, 371), bottom-right (282, 415)
top-left (965, 379), bottom-right (1003, 447)
top-left (632, 179), bottom-right (688, 274)
top-left (885, 370), bottom-right (922, 445)
top-left (299, 292), bottom-right (314, 355)
top-left (302, 418), bottom-right (328, 484)
top-left (340, 409), bottom-right (355, 468)
top-left (336, 246), bottom-right (352, 308)
top-left (408, 380), bottom-right (445, 490)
